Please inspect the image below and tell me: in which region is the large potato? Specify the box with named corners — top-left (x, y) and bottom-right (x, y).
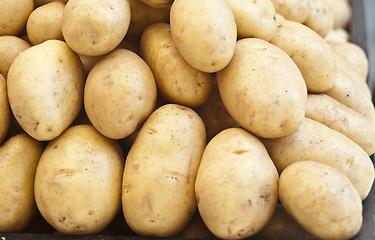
top-left (84, 48), bottom-right (157, 140)
top-left (170, 0), bottom-right (237, 73)
top-left (217, 38), bottom-right (307, 138)
top-left (122, 104), bottom-right (206, 237)
top-left (304, 0), bottom-right (334, 38)
top-left (140, 23), bottom-right (213, 108)
top-left (195, 128), bottom-right (279, 239)
top-left (0, 0), bottom-right (34, 36)
top-left (7, 40), bottom-right (85, 141)
top-left (0, 134), bottom-right (43, 232)
top-left (270, 19), bottom-right (337, 93)
top-left (270, 0), bottom-right (309, 23)
top-left (262, 117), bottom-right (375, 200)
top-left (62, 0), bottom-right (131, 56)
top-left (0, 36), bottom-right (31, 79)
top-left (34, 125), bottom-right (124, 234)
top-left (225, 0), bottom-right (277, 41)
top-left (279, 161), bottom-right (362, 240)
top-left (0, 74), bottom-right (10, 144)
top-left (306, 94), bottom-right (375, 155)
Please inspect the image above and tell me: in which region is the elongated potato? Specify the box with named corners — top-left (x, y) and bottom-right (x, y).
top-left (270, 19), bottom-right (337, 93)
top-left (270, 0), bottom-right (309, 23)
top-left (195, 128), bottom-right (279, 239)
top-left (122, 104), bottom-right (206, 237)
top-left (261, 117), bottom-right (375, 200)
top-left (279, 161), bottom-right (362, 240)
top-left (306, 94), bottom-right (375, 155)
top-left (170, 0), bottom-right (237, 73)
top-left (140, 23), bottom-right (213, 108)
top-left (217, 38), bottom-right (307, 138)
top-left (225, 0), bottom-right (277, 41)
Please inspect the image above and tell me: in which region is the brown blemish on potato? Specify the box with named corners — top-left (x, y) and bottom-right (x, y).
top-left (346, 156), bottom-right (353, 167)
top-left (233, 150), bottom-right (249, 154)
top-left (34, 122), bottom-right (39, 131)
top-left (58, 216), bottom-right (66, 222)
top-left (147, 128), bottom-right (158, 134)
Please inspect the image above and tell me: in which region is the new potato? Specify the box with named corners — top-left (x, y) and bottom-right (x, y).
top-left (0, 0), bottom-right (34, 36)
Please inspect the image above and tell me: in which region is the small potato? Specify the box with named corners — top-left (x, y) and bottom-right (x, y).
top-left (195, 128), bottom-right (279, 239)
top-left (279, 161), bottom-right (362, 240)
top-left (84, 49), bottom-right (157, 140)
top-left (140, 0), bottom-right (172, 8)
top-left (217, 38), bottom-right (307, 138)
top-left (270, 0), bottom-right (309, 23)
top-left (122, 104), bottom-right (206, 237)
top-left (0, 74), bottom-right (10, 144)
top-left (7, 40), bottom-right (85, 141)
top-left (140, 23), bottom-right (213, 108)
top-left (170, 0), bottom-right (237, 73)
top-left (0, 134), bottom-right (43, 232)
top-left (262, 117), bottom-right (375, 200)
top-left (325, 0), bottom-right (352, 29)
top-left (306, 94), bottom-right (375, 155)
top-left (26, 1), bottom-right (65, 45)
top-left (304, 0), bottom-right (334, 38)
top-left (324, 27), bottom-right (350, 43)
top-left (270, 19), bottom-right (337, 93)
top-left (62, 0), bottom-right (131, 56)
top-left (34, 125), bottom-right (124, 234)
top-left (225, 0), bottom-right (277, 41)
top-left (0, 0), bottom-right (34, 36)
top-left (0, 35), bottom-right (31, 79)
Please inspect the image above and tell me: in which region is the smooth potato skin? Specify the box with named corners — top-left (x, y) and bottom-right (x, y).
top-left (304, 0), bottom-right (334, 37)
top-left (170, 0), bottom-right (237, 73)
top-left (122, 104), bottom-right (206, 237)
top-left (34, 125), bottom-right (124, 235)
top-left (0, 0), bottom-right (34, 36)
top-left (7, 40), bottom-right (84, 141)
top-left (217, 38), bottom-right (307, 138)
top-left (270, 0), bottom-right (309, 23)
top-left (195, 128), bottom-right (279, 239)
top-left (0, 134), bottom-right (43, 232)
top-left (279, 161), bottom-right (362, 240)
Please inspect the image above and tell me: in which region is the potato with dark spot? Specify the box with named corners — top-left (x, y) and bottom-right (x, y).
top-left (304, 0), bottom-right (334, 37)
top-left (270, 0), bottom-right (310, 23)
top-left (0, 0), bottom-right (34, 36)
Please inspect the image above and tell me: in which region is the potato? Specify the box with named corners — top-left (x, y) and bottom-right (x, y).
top-left (304, 0), bottom-right (334, 37)
top-left (34, 124), bottom-right (124, 234)
top-left (170, 0), bottom-right (237, 73)
top-left (195, 128), bottom-right (279, 239)
top-left (127, 0), bottom-right (171, 37)
top-left (217, 38), bottom-right (307, 138)
top-left (140, 0), bottom-right (172, 8)
top-left (270, 0), bottom-right (309, 23)
top-left (0, 35), bottom-right (31, 79)
top-left (279, 161), bottom-right (362, 240)
top-left (140, 23), bottom-right (213, 108)
top-left (78, 54), bottom-right (103, 76)
top-left (0, 74), bottom-right (9, 144)
top-left (122, 104), bottom-right (206, 237)
top-left (61, 0), bottom-right (131, 56)
top-left (324, 27), bottom-right (350, 43)
top-left (325, 0), bottom-right (352, 29)
top-left (270, 19), bottom-right (337, 93)
top-left (306, 94), bottom-right (375, 155)
top-left (0, 134), bottom-right (43, 232)
top-left (0, 0), bottom-right (34, 36)
top-left (7, 40), bottom-right (85, 141)
top-left (26, 1), bottom-right (65, 45)
top-left (225, 0), bottom-right (277, 41)
top-left (261, 117), bottom-right (375, 200)
top-left (84, 48), bottom-right (157, 140)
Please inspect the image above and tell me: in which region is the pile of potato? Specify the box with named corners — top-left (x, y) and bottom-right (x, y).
top-left (0, 0), bottom-right (374, 239)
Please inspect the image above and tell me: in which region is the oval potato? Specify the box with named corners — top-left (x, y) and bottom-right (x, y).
top-left (270, 0), bottom-right (309, 23)
top-left (304, 0), bottom-right (334, 37)
top-left (0, 0), bottom-right (34, 36)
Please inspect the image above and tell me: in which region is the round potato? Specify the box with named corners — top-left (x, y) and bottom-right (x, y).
top-left (217, 38), bottom-right (307, 138)
top-left (0, 74), bottom-right (9, 144)
top-left (62, 0), bottom-right (131, 56)
top-left (195, 128), bottom-right (279, 239)
top-left (279, 161), bottom-right (362, 240)
top-left (140, 0), bottom-right (172, 8)
top-left (270, 19), bottom-right (337, 93)
top-left (270, 0), bottom-right (309, 23)
top-left (325, 0), bottom-right (352, 28)
top-left (26, 1), bottom-right (65, 45)
top-left (0, 0), bottom-right (34, 36)
top-left (0, 35), bottom-right (31, 79)
top-left (34, 124), bottom-right (124, 234)
top-left (0, 134), bottom-right (43, 232)
top-left (170, 0), bottom-right (237, 73)
top-left (84, 48), bottom-right (157, 140)
top-left (304, 0), bottom-right (334, 37)
top-left (7, 40), bottom-right (85, 141)
top-left (262, 117), bottom-right (375, 200)
top-left (122, 104), bottom-right (206, 237)
top-left (225, 0), bottom-right (277, 41)
top-left (140, 23), bottom-right (213, 108)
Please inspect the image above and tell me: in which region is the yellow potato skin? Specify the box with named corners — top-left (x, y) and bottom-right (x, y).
top-left (270, 0), bottom-right (310, 23)
top-left (34, 125), bottom-right (124, 235)
top-left (195, 128), bottom-right (279, 239)
top-left (279, 161), bottom-right (362, 240)
top-left (0, 134), bottom-right (43, 232)
top-left (122, 104), bottom-right (206, 237)
top-left (304, 0), bottom-right (334, 38)
top-left (0, 74), bottom-right (10, 144)
top-left (0, 0), bottom-right (34, 36)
